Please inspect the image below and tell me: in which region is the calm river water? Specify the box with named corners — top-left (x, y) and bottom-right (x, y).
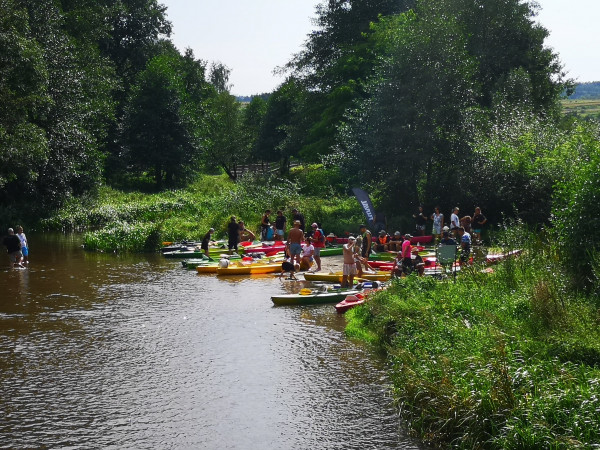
top-left (0, 233), bottom-right (421, 449)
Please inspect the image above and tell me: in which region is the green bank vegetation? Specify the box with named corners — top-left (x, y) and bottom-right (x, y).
top-left (41, 172), bottom-right (363, 252)
top-left (346, 229), bottom-right (600, 448)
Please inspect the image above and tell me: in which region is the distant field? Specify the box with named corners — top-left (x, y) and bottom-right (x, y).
top-left (561, 98), bottom-right (600, 119)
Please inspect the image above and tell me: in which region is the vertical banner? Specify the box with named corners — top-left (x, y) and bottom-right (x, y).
top-left (352, 188), bottom-right (375, 226)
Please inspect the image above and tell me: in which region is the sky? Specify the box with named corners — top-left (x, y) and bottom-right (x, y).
top-left (161, 0), bottom-right (600, 96)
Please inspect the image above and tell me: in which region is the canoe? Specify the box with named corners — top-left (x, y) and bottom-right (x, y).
top-left (271, 287), bottom-right (359, 306)
top-left (303, 271), bottom-right (392, 283)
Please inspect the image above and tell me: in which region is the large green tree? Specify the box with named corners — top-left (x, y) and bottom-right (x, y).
top-left (284, 0), bottom-right (414, 161)
top-left (122, 51), bottom-right (212, 189)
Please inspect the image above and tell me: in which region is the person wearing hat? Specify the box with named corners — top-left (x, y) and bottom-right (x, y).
top-left (440, 230), bottom-right (457, 246)
top-left (287, 220), bottom-right (304, 265)
top-left (201, 227), bottom-right (216, 256)
top-left (310, 222), bottom-right (325, 271)
top-left (342, 236), bottom-right (358, 287)
top-left (389, 231), bottom-right (403, 252)
top-left (227, 216), bottom-right (240, 253)
top-left (374, 230), bottom-right (390, 252)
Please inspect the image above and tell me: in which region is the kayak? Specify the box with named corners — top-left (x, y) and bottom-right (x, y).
top-left (271, 287), bottom-right (359, 306)
top-left (319, 245), bottom-right (344, 257)
top-left (216, 260), bottom-right (282, 276)
top-left (303, 271), bottom-right (392, 283)
top-left (335, 293), bottom-right (366, 313)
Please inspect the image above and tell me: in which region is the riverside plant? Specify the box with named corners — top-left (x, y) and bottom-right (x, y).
top-left (43, 173), bottom-right (365, 252)
top-left (345, 230), bottom-right (600, 448)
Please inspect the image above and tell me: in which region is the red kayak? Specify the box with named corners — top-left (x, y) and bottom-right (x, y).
top-left (243, 242), bottom-right (286, 255)
top-left (335, 293), bottom-right (366, 313)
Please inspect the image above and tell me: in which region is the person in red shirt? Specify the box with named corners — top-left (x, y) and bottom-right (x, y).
top-left (310, 222), bottom-right (325, 272)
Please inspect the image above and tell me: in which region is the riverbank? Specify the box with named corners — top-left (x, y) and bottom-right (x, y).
top-left (40, 174), bottom-right (364, 253)
top-left (345, 232), bottom-right (600, 448)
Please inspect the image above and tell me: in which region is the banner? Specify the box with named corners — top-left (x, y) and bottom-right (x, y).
top-left (352, 188), bottom-right (375, 226)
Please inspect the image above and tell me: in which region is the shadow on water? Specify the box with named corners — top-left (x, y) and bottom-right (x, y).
top-left (0, 233), bottom-right (423, 449)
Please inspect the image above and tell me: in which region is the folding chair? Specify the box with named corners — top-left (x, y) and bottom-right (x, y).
top-left (436, 244), bottom-right (458, 282)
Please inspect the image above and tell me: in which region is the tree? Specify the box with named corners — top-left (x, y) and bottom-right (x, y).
top-left (340, 6), bottom-right (479, 210)
top-left (205, 92), bottom-right (246, 180)
top-left (0, 0), bottom-right (50, 205)
top-left (284, 0), bottom-right (414, 160)
top-left (122, 54), bottom-right (199, 189)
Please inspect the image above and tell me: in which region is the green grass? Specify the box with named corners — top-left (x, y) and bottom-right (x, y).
top-left (346, 232), bottom-right (600, 448)
top-left (41, 172), bottom-right (365, 252)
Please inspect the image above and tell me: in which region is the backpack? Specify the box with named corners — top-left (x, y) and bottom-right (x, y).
top-left (317, 229), bottom-right (325, 243)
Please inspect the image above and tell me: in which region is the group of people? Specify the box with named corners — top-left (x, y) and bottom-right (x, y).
top-left (2, 226), bottom-right (29, 268)
top-left (414, 205), bottom-right (487, 243)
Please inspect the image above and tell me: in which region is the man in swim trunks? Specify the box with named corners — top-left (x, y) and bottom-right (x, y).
top-left (287, 220), bottom-right (304, 265)
top-left (342, 236), bottom-right (358, 288)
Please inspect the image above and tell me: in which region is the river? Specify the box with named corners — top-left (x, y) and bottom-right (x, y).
top-left (0, 233), bottom-right (421, 449)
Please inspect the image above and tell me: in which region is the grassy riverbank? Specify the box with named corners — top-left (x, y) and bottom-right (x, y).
top-left (346, 230), bottom-right (600, 448)
top-left (41, 173), bottom-right (364, 252)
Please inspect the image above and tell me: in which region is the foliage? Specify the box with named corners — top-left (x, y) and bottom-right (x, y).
top-left (346, 229), bottom-right (600, 447)
top-left (552, 122), bottom-right (600, 290)
top-left (41, 174), bottom-right (363, 251)
top-left (122, 51), bottom-right (210, 188)
top-left (340, 6), bottom-right (480, 211)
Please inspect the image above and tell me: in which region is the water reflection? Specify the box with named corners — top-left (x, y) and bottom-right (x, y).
top-left (0, 233), bottom-right (421, 449)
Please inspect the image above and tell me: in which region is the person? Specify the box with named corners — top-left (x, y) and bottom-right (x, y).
top-left (430, 207), bottom-right (444, 242)
top-left (400, 234), bottom-right (413, 275)
top-left (358, 224), bottom-right (372, 259)
top-left (439, 230), bottom-right (457, 245)
top-left (238, 220), bottom-right (256, 242)
top-left (342, 236), bottom-right (358, 288)
top-left (374, 230), bottom-right (390, 252)
top-left (287, 220), bottom-right (304, 265)
top-left (291, 208), bottom-right (305, 232)
top-left (460, 215), bottom-right (472, 234)
top-left (16, 225), bottom-right (28, 264)
top-left (227, 216), bottom-right (239, 253)
top-left (389, 231), bottom-right (403, 252)
top-left (450, 207), bottom-right (460, 237)
top-left (458, 226), bottom-right (472, 264)
top-left (260, 209), bottom-right (272, 241)
top-left (3, 228), bottom-right (23, 268)
top-left (412, 247), bottom-right (425, 276)
top-left (300, 237), bottom-right (315, 271)
top-left (201, 228), bottom-right (215, 257)
top-left (413, 206), bottom-right (427, 236)
top-left (310, 222), bottom-right (325, 272)
top-left (274, 210), bottom-right (287, 241)
top-left (472, 207), bottom-right (487, 243)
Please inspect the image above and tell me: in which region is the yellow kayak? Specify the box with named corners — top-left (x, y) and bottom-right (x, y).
top-left (215, 260), bottom-right (282, 276)
top-left (303, 271), bottom-right (391, 283)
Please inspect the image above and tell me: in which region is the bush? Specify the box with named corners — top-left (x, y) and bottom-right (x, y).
top-left (552, 123), bottom-right (600, 290)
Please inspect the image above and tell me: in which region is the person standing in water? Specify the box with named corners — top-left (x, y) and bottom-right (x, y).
top-left (16, 225), bottom-right (28, 264)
